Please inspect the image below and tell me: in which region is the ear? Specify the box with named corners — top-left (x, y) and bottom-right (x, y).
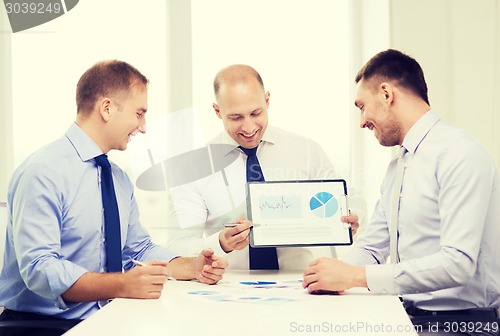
top-left (98, 98), bottom-right (112, 122)
top-left (265, 91), bottom-right (270, 107)
top-left (379, 83), bottom-right (394, 105)
top-left (213, 103), bottom-right (222, 119)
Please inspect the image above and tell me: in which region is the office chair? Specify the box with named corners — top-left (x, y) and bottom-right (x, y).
top-left (0, 319), bottom-right (77, 336)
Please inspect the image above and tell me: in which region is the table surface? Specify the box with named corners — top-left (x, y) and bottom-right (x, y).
top-left (64, 270), bottom-right (417, 336)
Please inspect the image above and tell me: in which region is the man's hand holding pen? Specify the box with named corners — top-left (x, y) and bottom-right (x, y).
top-left (124, 260), bottom-right (171, 299)
top-left (219, 218), bottom-right (253, 253)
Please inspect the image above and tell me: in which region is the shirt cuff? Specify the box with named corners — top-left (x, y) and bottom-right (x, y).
top-left (204, 231), bottom-right (229, 257)
top-left (46, 261), bottom-right (88, 310)
top-left (365, 263), bottom-right (397, 294)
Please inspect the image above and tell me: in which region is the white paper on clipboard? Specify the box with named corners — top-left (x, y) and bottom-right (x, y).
top-left (246, 179), bottom-right (352, 248)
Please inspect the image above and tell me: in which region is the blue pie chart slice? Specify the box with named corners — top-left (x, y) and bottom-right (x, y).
top-left (309, 196), bottom-right (323, 210)
top-left (309, 192), bottom-right (338, 218)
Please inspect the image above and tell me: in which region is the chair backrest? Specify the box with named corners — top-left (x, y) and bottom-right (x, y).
top-left (0, 202), bottom-right (6, 271)
top-left (0, 320), bottom-right (76, 335)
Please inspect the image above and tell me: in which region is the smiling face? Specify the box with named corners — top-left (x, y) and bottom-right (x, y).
top-left (354, 79), bottom-right (402, 147)
top-left (213, 78), bottom-right (269, 149)
top-left (106, 84), bottom-right (148, 151)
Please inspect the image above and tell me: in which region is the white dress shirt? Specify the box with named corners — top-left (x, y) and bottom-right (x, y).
top-left (166, 126), bottom-right (366, 270)
top-left (343, 110), bottom-right (500, 311)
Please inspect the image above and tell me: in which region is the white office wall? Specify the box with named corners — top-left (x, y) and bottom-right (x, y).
top-left (0, 14), bottom-right (13, 201)
top-left (389, 0), bottom-right (500, 167)
top-left (1, 1), bottom-right (170, 241)
top-left (191, 0), bottom-right (352, 177)
top-left (349, 0), bottom-right (393, 219)
top-left (3, 1), bottom-right (169, 171)
top-left (349, 0), bottom-right (500, 223)
top-left (2, 0), bottom-right (353, 206)
top-left (141, 0), bottom-right (357, 241)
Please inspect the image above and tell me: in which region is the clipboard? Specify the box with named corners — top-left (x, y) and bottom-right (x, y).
top-left (246, 179), bottom-right (352, 248)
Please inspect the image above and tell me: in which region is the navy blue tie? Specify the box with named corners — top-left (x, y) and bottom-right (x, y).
top-left (240, 146), bottom-right (279, 270)
top-left (95, 154), bottom-right (122, 273)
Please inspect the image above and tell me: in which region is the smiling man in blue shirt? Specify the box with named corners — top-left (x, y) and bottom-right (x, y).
top-left (0, 60), bottom-right (227, 330)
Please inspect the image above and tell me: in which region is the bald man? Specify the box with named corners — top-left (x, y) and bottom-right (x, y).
top-left (166, 64), bottom-right (365, 270)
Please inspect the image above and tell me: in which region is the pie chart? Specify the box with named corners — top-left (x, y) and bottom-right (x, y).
top-left (309, 192), bottom-right (338, 218)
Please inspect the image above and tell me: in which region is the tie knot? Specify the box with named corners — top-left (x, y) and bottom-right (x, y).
top-left (398, 146), bottom-right (407, 159)
top-left (94, 154), bottom-right (111, 169)
top-left (239, 146), bottom-right (258, 157)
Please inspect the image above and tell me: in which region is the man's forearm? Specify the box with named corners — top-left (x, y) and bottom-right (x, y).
top-left (62, 272), bottom-right (125, 302)
top-left (168, 257), bottom-right (197, 280)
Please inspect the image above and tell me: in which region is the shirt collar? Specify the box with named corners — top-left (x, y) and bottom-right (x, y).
top-left (402, 110), bottom-right (440, 154)
top-left (261, 126), bottom-right (277, 145)
top-left (65, 122), bottom-right (104, 162)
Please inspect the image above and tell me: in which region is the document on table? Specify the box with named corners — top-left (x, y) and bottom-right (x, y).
top-left (246, 180), bottom-right (352, 247)
top-left (185, 278), bottom-right (311, 304)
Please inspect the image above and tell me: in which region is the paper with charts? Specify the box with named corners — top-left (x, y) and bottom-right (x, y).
top-left (246, 180), bottom-right (352, 247)
top-left (185, 278), bottom-right (311, 304)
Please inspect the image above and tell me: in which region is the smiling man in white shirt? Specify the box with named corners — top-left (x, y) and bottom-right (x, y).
top-left (166, 64), bottom-right (365, 271)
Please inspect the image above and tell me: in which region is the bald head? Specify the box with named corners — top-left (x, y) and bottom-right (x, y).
top-left (213, 64), bottom-right (264, 101)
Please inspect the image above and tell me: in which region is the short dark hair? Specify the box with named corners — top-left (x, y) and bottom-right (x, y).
top-left (76, 60), bottom-right (149, 114)
top-left (355, 49), bottom-right (429, 105)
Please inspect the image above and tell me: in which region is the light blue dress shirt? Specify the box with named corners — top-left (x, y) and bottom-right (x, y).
top-left (343, 110), bottom-right (500, 310)
top-left (0, 123), bottom-right (178, 319)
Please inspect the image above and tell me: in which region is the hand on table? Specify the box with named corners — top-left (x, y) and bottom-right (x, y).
top-left (195, 248), bottom-right (228, 284)
top-left (302, 258), bottom-right (366, 294)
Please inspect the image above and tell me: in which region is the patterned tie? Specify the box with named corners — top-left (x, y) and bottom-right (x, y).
top-left (240, 145), bottom-right (279, 270)
top-left (95, 154), bottom-right (122, 272)
top-left (389, 146), bottom-right (407, 264)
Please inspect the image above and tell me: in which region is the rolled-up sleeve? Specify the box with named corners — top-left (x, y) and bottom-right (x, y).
top-left (13, 164), bottom-right (89, 308)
